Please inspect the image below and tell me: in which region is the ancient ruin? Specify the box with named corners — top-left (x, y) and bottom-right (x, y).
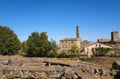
top-left (0, 56), bottom-right (113, 79)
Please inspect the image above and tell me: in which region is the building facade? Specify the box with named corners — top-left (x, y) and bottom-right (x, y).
top-left (59, 26), bottom-right (89, 53)
top-left (83, 43), bottom-right (112, 58)
top-left (59, 26), bottom-right (81, 51)
top-left (60, 38), bottom-right (81, 51)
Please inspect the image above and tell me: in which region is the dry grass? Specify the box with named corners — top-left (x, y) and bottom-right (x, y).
top-left (86, 57), bottom-right (120, 69)
top-left (0, 55), bottom-right (78, 65)
top-left (0, 55), bottom-right (119, 70)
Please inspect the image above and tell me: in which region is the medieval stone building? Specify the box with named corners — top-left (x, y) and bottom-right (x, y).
top-left (97, 31), bottom-right (120, 49)
top-left (59, 26), bottom-right (89, 53)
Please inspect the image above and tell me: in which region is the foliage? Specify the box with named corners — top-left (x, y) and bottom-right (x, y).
top-left (26, 32), bottom-right (58, 57)
top-left (22, 41), bottom-right (28, 53)
top-left (47, 51), bottom-right (58, 58)
top-left (0, 26), bottom-right (21, 55)
top-left (113, 48), bottom-right (120, 57)
top-left (70, 45), bottom-right (80, 56)
top-left (49, 39), bottom-right (58, 51)
top-left (79, 57), bottom-right (89, 61)
top-left (71, 45), bottom-right (80, 52)
top-left (109, 53), bottom-right (115, 57)
top-left (58, 51), bottom-right (68, 58)
top-left (94, 47), bottom-right (112, 56)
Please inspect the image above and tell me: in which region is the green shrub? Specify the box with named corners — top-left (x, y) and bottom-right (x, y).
top-left (109, 53), bottom-right (115, 57)
top-left (58, 51), bottom-right (68, 58)
top-left (47, 51), bottom-right (58, 58)
top-left (79, 57), bottom-right (89, 61)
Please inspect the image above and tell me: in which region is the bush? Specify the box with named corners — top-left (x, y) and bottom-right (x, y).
top-left (94, 47), bottom-right (112, 57)
top-left (58, 51), bottom-right (68, 58)
top-left (94, 52), bottom-right (106, 56)
top-left (109, 53), bottom-right (115, 57)
top-left (79, 57), bottom-right (89, 61)
top-left (47, 51), bottom-right (58, 58)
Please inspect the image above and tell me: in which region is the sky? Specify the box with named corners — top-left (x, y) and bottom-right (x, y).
top-left (0, 0), bottom-right (120, 43)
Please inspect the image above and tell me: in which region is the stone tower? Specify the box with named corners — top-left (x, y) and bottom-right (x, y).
top-left (76, 26), bottom-right (80, 38)
top-left (76, 26), bottom-right (81, 50)
top-left (111, 31), bottom-right (119, 42)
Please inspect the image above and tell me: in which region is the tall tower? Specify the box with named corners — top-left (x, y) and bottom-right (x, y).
top-left (111, 31), bottom-right (119, 42)
top-left (76, 26), bottom-right (80, 38)
top-left (76, 26), bottom-right (81, 51)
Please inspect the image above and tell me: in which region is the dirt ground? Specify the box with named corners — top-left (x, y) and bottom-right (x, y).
top-left (86, 57), bottom-right (120, 69)
top-left (0, 55), bottom-right (119, 69)
top-left (0, 55), bottom-right (78, 66)
top-left (0, 55), bottom-right (117, 79)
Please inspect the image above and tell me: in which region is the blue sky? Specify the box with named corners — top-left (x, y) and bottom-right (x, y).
top-left (0, 0), bottom-right (120, 43)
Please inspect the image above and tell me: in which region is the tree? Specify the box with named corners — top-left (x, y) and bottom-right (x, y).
top-left (47, 39), bottom-right (58, 57)
top-left (26, 32), bottom-right (57, 57)
top-left (49, 39), bottom-right (58, 51)
top-left (0, 26), bottom-right (21, 55)
top-left (71, 45), bottom-right (80, 57)
top-left (39, 32), bottom-right (50, 56)
top-left (26, 32), bottom-right (41, 56)
top-left (22, 41), bottom-right (28, 53)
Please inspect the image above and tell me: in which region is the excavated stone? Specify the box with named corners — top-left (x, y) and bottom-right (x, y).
top-left (0, 57), bottom-right (113, 79)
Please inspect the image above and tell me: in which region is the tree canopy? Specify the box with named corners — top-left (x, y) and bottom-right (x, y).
top-left (22, 41), bottom-right (28, 53)
top-left (71, 45), bottom-right (80, 52)
top-left (70, 45), bottom-right (80, 56)
top-left (26, 32), bottom-right (58, 57)
top-left (0, 26), bottom-right (21, 55)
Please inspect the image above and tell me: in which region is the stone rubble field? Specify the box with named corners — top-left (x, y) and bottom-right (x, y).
top-left (0, 55), bottom-right (113, 79)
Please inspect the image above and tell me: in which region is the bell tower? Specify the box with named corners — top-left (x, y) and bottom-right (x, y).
top-left (76, 26), bottom-right (80, 38)
top-left (76, 26), bottom-right (81, 50)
